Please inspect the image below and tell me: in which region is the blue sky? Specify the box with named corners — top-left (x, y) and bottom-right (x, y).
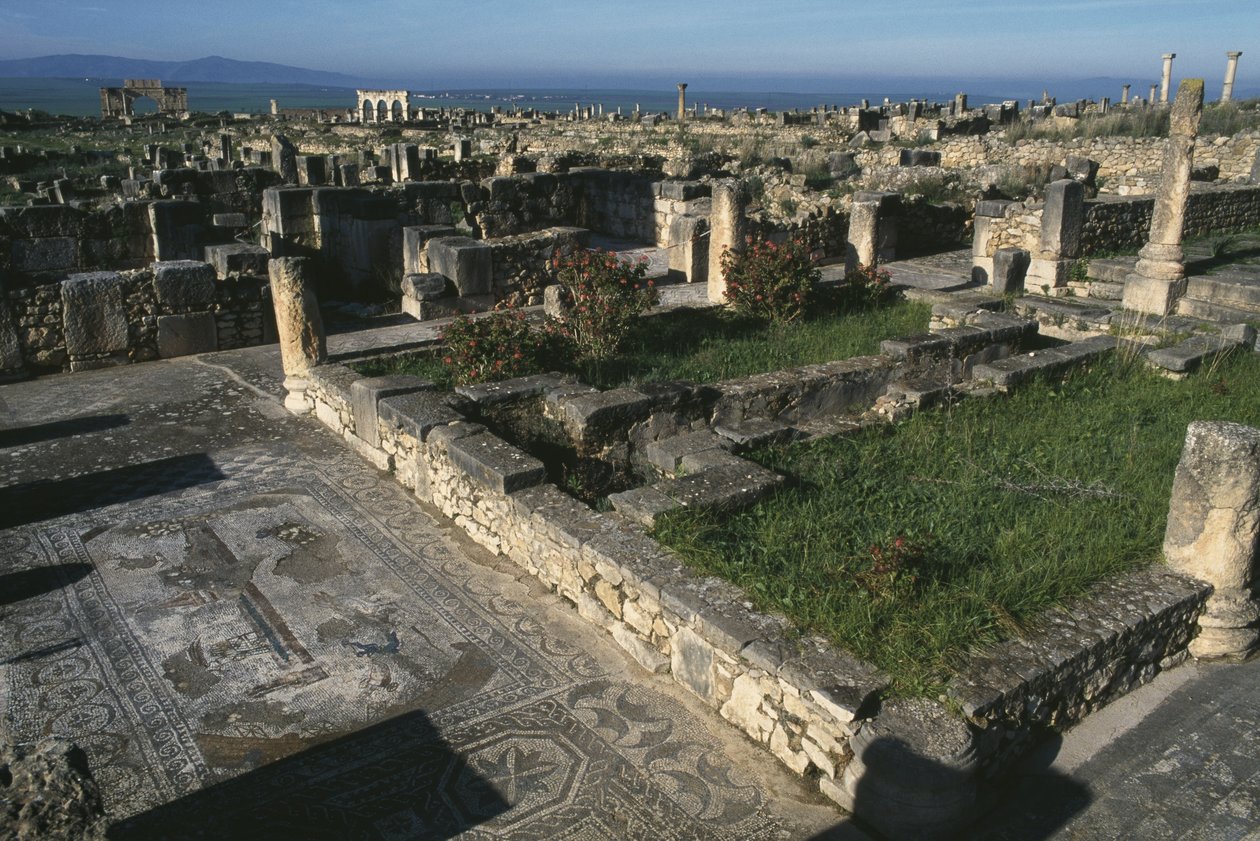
top-left (1, 0), bottom-right (1256, 91)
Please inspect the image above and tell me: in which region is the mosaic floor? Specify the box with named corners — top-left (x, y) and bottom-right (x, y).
top-left (0, 358), bottom-right (845, 840)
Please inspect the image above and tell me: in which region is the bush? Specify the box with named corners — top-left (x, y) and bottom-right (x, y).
top-left (844, 262), bottom-right (895, 306)
top-left (439, 305), bottom-right (547, 386)
top-left (549, 249), bottom-right (659, 362)
top-left (721, 238), bottom-right (820, 322)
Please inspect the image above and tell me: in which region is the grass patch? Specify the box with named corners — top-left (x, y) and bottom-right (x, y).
top-left (355, 299), bottom-right (930, 390)
top-left (653, 351), bottom-right (1260, 698)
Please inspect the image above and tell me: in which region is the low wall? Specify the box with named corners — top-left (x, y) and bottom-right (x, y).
top-left (300, 321), bottom-right (1209, 839)
top-left (1, 260), bottom-right (269, 376)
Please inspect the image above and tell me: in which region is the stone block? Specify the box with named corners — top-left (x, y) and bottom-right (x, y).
top-left (156, 312), bottom-right (217, 357)
top-left (555, 388), bottom-right (652, 448)
top-left (61, 272), bottom-right (128, 357)
top-left (400, 274), bottom-right (449, 318)
top-left (1122, 275), bottom-right (1187, 316)
top-left (402, 225), bottom-right (456, 275)
top-left (10, 237), bottom-right (76, 273)
top-left (153, 260), bottom-right (216, 307)
top-left (204, 243), bottom-right (270, 279)
top-left (671, 627), bottom-right (717, 704)
top-left (378, 391), bottom-right (462, 443)
top-left (149, 200), bottom-right (204, 262)
top-left (211, 212), bottom-right (248, 228)
top-left (1039, 179), bottom-right (1084, 259)
top-left (425, 236), bottom-right (492, 296)
top-left (991, 247), bottom-right (1030, 295)
top-left (351, 375), bottom-right (432, 448)
top-left (443, 431), bottom-right (546, 494)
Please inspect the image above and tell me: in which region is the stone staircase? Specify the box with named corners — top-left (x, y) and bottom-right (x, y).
top-left (1177, 268), bottom-right (1260, 323)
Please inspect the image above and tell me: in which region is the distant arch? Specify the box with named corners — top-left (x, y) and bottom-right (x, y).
top-left (391, 99), bottom-right (404, 121)
top-left (355, 89), bottom-right (412, 125)
top-left (361, 99), bottom-right (373, 123)
top-left (377, 99), bottom-right (388, 122)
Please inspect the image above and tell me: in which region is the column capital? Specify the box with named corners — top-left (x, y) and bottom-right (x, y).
top-left (1162, 52), bottom-right (1177, 60)
top-left (1227, 51), bottom-right (1243, 59)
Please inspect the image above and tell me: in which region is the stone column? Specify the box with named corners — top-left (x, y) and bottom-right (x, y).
top-left (1122, 79), bottom-right (1204, 315)
top-left (1160, 53), bottom-right (1176, 103)
top-left (1164, 421), bottom-right (1260, 660)
top-left (677, 83), bottom-right (688, 124)
top-left (1122, 84), bottom-right (1130, 105)
top-left (1149, 83), bottom-right (1158, 105)
top-left (1222, 51), bottom-right (1243, 103)
top-left (1024, 179), bottom-right (1083, 296)
top-left (954, 92), bottom-right (967, 115)
top-left (707, 179), bottom-right (750, 304)
top-left (268, 257), bottom-right (327, 414)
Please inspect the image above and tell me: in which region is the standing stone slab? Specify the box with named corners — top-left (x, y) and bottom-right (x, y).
top-left (425, 236), bottom-right (492, 296)
top-left (61, 272), bottom-right (129, 360)
top-left (156, 313), bottom-right (217, 358)
top-left (0, 300), bottom-right (26, 378)
top-left (991, 247), bottom-right (1030, 295)
top-left (153, 260), bottom-right (216, 308)
top-left (668, 214), bottom-right (708, 284)
top-left (1164, 421), bottom-right (1260, 659)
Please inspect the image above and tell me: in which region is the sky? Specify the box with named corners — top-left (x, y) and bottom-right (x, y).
top-left (1, 0), bottom-right (1257, 93)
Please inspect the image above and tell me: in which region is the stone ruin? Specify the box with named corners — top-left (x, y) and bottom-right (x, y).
top-left (4, 62), bottom-right (1260, 838)
top-left (99, 79), bottom-right (189, 120)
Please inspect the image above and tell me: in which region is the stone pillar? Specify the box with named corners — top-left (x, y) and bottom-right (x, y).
top-left (1164, 421), bottom-right (1260, 660)
top-left (1122, 84), bottom-right (1130, 105)
top-left (1222, 51), bottom-right (1243, 103)
top-left (707, 179), bottom-right (750, 304)
top-left (970, 199), bottom-right (1013, 285)
top-left (954, 92), bottom-right (967, 115)
top-left (1025, 179), bottom-right (1084, 295)
top-left (1160, 53), bottom-right (1176, 103)
top-left (1149, 83), bottom-right (1158, 105)
top-left (1122, 79), bottom-right (1204, 315)
top-left (846, 192), bottom-right (900, 274)
top-left (677, 83), bottom-right (688, 124)
top-left (268, 257), bottom-right (327, 414)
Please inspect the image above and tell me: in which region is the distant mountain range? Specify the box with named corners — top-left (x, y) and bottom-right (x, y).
top-left (0, 54), bottom-right (369, 87)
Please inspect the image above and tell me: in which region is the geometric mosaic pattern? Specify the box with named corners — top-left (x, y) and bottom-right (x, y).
top-left (0, 360), bottom-right (807, 839)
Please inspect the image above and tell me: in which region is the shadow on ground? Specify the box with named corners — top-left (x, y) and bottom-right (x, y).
top-left (0, 453), bottom-right (224, 529)
top-left (0, 413), bottom-right (131, 448)
top-left (109, 707), bottom-right (511, 841)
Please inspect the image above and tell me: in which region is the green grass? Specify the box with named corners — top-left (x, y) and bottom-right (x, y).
top-left (355, 299), bottom-right (931, 389)
top-left (653, 351), bottom-right (1260, 698)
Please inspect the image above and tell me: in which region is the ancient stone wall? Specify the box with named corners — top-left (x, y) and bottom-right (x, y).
top-left (976, 183), bottom-right (1260, 260)
top-left (2, 262), bottom-right (269, 373)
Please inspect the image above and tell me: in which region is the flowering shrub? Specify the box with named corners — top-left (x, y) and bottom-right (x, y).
top-left (721, 238), bottom-right (819, 322)
top-left (844, 262), bottom-right (895, 306)
top-left (439, 305), bottom-right (547, 386)
top-left (549, 249), bottom-right (658, 362)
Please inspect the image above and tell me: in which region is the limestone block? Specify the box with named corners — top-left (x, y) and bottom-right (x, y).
top-left (204, 243), bottom-right (269, 279)
top-left (671, 626), bottom-right (717, 704)
top-left (61, 272), bottom-right (128, 357)
top-left (156, 313), bottom-right (217, 358)
top-left (350, 375), bottom-right (431, 448)
top-left (1122, 275), bottom-right (1186, 316)
top-left (149, 200), bottom-right (204, 262)
top-left (402, 225), bottom-right (456, 275)
top-left (443, 431), bottom-right (545, 494)
top-left (991, 247), bottom-right (1030, 295)
top-left (153, 260), bottom-right (216, 307)
top-left (1164, 421), bottom-right (1260, 659)
top-left (211, 212), bottom-right (248, 228)
top-left (425, 236), bottom-right (492, 296)
top-left (11, 237), bottom-right (76, 273)
top-left (1039, 179), bottom-right (1085, 259)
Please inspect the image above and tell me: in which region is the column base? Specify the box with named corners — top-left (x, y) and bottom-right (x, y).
top-left (283, 375), bottom-right (311, 415)
top-left (1122, 274), bottom-right (1187, 316)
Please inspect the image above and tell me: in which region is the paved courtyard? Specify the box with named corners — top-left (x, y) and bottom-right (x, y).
top-left (0, 351), bottom-right (852, 840)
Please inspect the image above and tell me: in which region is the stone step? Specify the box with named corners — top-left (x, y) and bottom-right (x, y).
top-left (610, 459), bottom-right (783, 528)
top-left (971, 335), bottom-right (1118, 389)
top-left (1146, 333), bottom-right (1252, 375)
top-left (1086, 257), bottom-right (1136, 284)
top-left (1176, 295), bottom-right (1260, 324)
top-left (1183, 273), bottom-right (1260, 313)
top-left (1087, 281), bottom-right (1124, 301)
